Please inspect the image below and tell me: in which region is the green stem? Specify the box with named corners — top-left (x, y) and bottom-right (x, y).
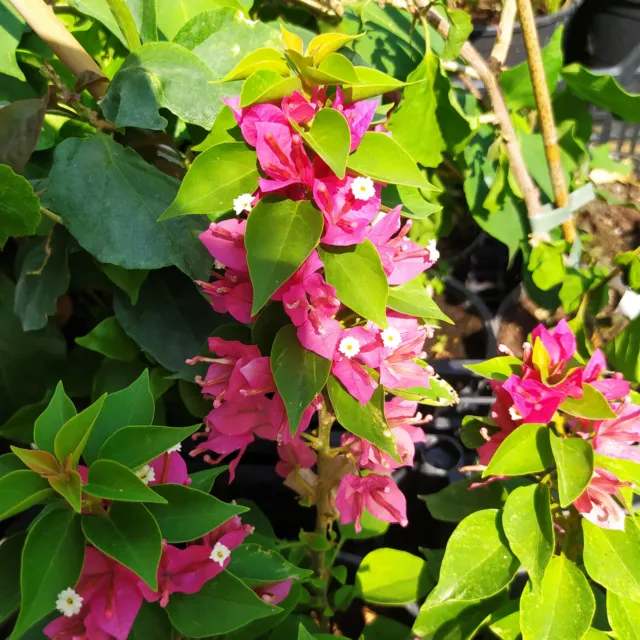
top-left (313, 402), bottom-right (335, 633)
top-left (40, 207), bottom-right (64, 225)
top-left (105, 0), bottom-right (141, 51)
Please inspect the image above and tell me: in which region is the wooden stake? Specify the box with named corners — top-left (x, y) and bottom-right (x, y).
top-left (7, 0), bottom-right (108, 100)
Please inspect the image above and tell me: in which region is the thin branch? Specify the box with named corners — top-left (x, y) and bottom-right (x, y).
top-left (40, 207), bottom-right (64, 226)
top-left (515, 0), bottom-right (576, 242)
top-left (7, 0), bottom-right (108, 100)
top-left (441, 59), bottom-right (480, 79)
top-left (489, 0), bottom-right (517, 71)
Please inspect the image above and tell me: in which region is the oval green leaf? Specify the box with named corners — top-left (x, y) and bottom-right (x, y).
top-left (159, 143), bottom-right (259, 220)
top-left (54, 394), bottom-right (106, 466)
top-left (0, 469), bottom-right (53, 522)
top-left (240, 69), bottom-right (302, 108)
top-left (33, 381), bottom-right (76, 455)
top-left (83, 459), bottom-right (168, 503)
top-left (607, 590), bottom-right (640, 640)
top-left (549, 431), bottom-right (594, 507)
top-left (318, 240), bottom-right (388, 328)
top-left (246, 198), bottom-right (324, 315)
top-left (271, 325), bottom-right (331, 436)
top-left (227, 543), bottom-right (312, 586)
top-left (387, 280), bottom-right (452, 324)
top-left (559, 383), bottom-right (617, 420)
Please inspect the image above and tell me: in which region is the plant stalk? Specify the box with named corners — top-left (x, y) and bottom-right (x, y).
top-left (515, 0), bottom-right (577, 243)
top-left (313, 402), bottom-right (335, 633)
top-left (489, 0), bottom-right (518, 70)
top-left (7, 0), bottom-right (108, 100)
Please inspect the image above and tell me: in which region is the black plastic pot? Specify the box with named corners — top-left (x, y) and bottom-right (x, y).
top-left (564, 0), bottom-right (640, 68)
top-left (469, 1), bottom-right (582, 67)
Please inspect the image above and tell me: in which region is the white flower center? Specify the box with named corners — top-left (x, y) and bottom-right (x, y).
top-left (210, 542), bottom-right (231, 566)
top-left (167, 443), bottom-right (182, 454)
top-left (351, 177), bottom-right (375, 201)
top-left (233, 193), bottom-right (254, 215)
top-left (338, 336), bottom-right (361, 358)
top-left (427, 239), bottom-right (440, 262)
top-left (509, 406), bottom-right (523, 422)
top-left (56, 588), bottom-right (83, 617)
top-left (381, 327), bottom-right (401, 349)
top-left (135, 464), bottom-right (156, 485)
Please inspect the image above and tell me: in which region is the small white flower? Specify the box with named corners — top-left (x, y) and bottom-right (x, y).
top-left (167, 443), bottom-right (182, 454)
top-left (135, 464), bottom-right (155, 485)
top-left (338, 336), bottom-right (361, 359)
top-left (214, 259), bottom-right (225, 270)
top-left (233, 193), bottom-right (254, 215)
top-left (509, 406), bottom-right (523, 422)
top-left (210, 542), bottom-right (231, 566)
top-left (427, 239), bottom-right (440, 262)
top-left (351, 176), bottom-right (375, 201)
top-left (232, 44), bottom-right (241, 56)
top-left (56, 588), bottom-right (83, 617)
top-left (381, 327), bottom-right (402, 349)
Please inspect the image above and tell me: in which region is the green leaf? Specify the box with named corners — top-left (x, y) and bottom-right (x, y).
top-left (82, 502), bottom-right (162, 589)
top-left (76, 316), bottom-right (140, 362)
top-left (465, 356), bottom-right (523, 381)
top-left (48, 469), bottom-right (83, 513)
top-left (228, 543), bottom-right (313, 586)
top-left (562, 63), bottom-right (640, 124)
top-left (520, 555), bottom-right (595, 640)
top-left (390, 375), bottom-right (459, 407)
top-left (487, 600), bottom-right (522, 640)
top-left (291, 108), bottom-right (350, 179)
top-left (100, 264), bottom-right (148, 306)
top-left (13, 226), bottom-right (70, 332)
top-left (0, 532), bottom-right (25, 625)
top-left (11, 510), bottom-right (84, 639)
top-left (416, 510), bottom-right (518, 625)
top-left (271, 325), bottom-right (331, 435)
top-left (347, 132), bottom-right (436, 190)
top-left (34, 382), bottom-right (76, 455)
top-left (387, 279), bottom-right (452, 324)
top-left (605, 316), bottom-right (640, 384)
top-left (503, 484), bottom-right (554, 588)
top-left (240, 70), bottom-right (302, 108)
top-left (84, 459), bottom-right (168, 503)
top-left (252, 303), bottom-right (291, 356)
top-left (595, 454), bottom-right (640, 490)
top-left (54, 394), bottom-right (106, 466)
top-left (10, 447), bottom-right (60, 476)
top-left (188, 465), bottom-right (229, 493)
top-left (318, 240), bottom-right (388, 327)
top-left (0, 0), bottom-right (26, 80)
top-left (500, 28), bottom-right (564, 109)
top-left (343, 66), bottom-right (409, 102)
top-left (46, 135), bottom-right (212, 280)
top-left (126, 0), bottom-right (157, 43)
top-left (0, 164), bottom-right (41, 248)
top-left (166, 570), bottom-right (281, 637)
top-left (0, 403), bottom-right (44, 444)
top-left (387, 55), bottom-right (445, 169)
top-left (115, 269), bottom-right (220, 372)
top-left (582, 519), bottom-right (640, 602)
top-left (484, 424), bottom-right (553, 477)
top-left (422, 477), bottom-right (506, 523)
top-left (160, 143), bottom-right (258, 220)
top-left (0, 275), bottom-right (66, 425)
top-left (298, 623), bottom-right (315, 640)
top-left (245, 198), bottom-right (323, 315)
top-left (147, 483), bottom-right (247, 542)
top-left (304, 53), bottom-right (360, 86)
top-left (223, 48), bottom-right (288, 81)
top-left (129, 602), bottom-right (173, 640)
top-left (0, 97), bottom-right (46, 173)
top-left (193, 104), bottom-right (243, 152)
top-left (156, 0), bottom-right (242, 40)
top-left (396, 184), bottom-right (443, 219)
top-left (99, 424), bottom-right (200, 469)
top-left (339, 509), bottom-right (389, 540)
top-left (607, 590), bottom-right (640, 640)
top-left (413, 594), bottom-right (506, 639)
top-left (102, 42), bottom-right (229, 129)
top-left (84, 369), bottom-right (155, 465)
top-left (327, 377), bottom-right (400, 462)
top-left (355, 548), bottom-right (433, 606)
top-left (559, 383), bottom-right (616, 420)
top-left (307, 32), bottom-right (360, 65)
top-left (441, 9), bottom-right (472, 61)
top-left (550, 432), bottom-right (594, 507)
top-left (67, 0), bottom-right (127, 45)
top-left (0, 470), bottom-right (52, 521)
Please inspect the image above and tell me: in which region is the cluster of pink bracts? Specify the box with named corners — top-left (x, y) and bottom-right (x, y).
top-left (480, 320), bottom-right (637, 531)
top-left (190, 87), bottom-right (442, 534)
top-left (45, 450), bottom-right (289, 640)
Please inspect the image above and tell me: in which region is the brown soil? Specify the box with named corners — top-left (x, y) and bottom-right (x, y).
top-left (576, 183), bottom-right (640, 263)
top-left (425, 288), bottom-right (488, 359)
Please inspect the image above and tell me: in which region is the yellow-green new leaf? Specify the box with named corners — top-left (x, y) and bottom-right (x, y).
top-left (240, 69), bottom-right (301, 108)
top-left (222, 48), bottom-right (289, 82)
top-left (307, 32), bottom-right (361, 65)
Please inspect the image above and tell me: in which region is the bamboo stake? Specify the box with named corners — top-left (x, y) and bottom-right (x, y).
top-left (7, 0), bottom-right (108, 100)
top-left (515, 0), bottom-right (577, 243)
